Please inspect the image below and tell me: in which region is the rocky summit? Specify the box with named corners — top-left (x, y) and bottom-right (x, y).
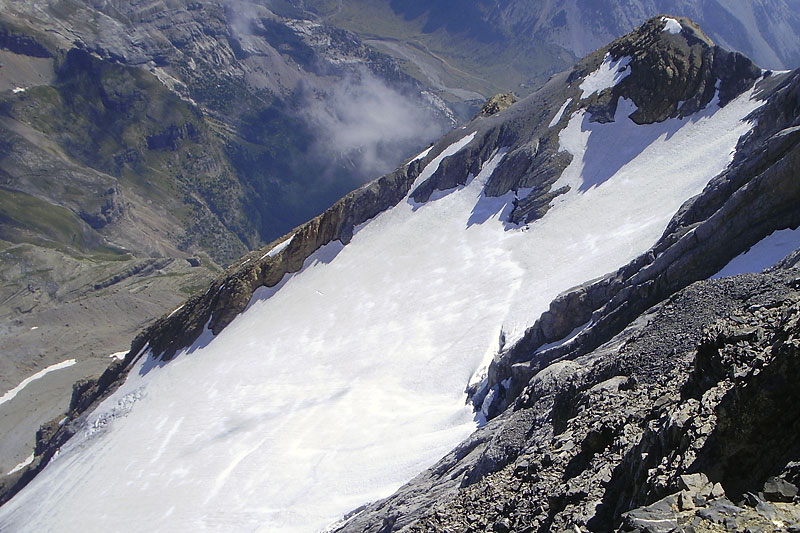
top-left (1, 13), bottom-right (800, 533)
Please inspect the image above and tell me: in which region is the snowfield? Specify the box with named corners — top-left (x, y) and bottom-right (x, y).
top-left (662, 17), bottom-right (683, 35)
top-left (0, 88), bottom-right (764, 532)
top-left (580, 53), bottom-right (632, 99)
top-left (713, 226), bottom-right (800, 278)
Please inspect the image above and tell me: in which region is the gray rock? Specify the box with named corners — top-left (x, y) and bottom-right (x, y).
top-left (763, 477), bottom-right (799, 503)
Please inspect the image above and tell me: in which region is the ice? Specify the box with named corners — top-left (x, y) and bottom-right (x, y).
top-left (0, 87), bottom-right (765, 533)
top-left (661, 17), bottom-right (683, 34)
top-left (0, 359), bottom-right (76, 408)
top-left (6, 454), bottom-right (34, 476)
top-left (549, 98), bottom-right (573, 128)
top-left (260, 234), bottom-right (295, 260)
top-left (580, 53), bottom-right (632, 99)
top-left (712, 227), bottom-right (800, 278)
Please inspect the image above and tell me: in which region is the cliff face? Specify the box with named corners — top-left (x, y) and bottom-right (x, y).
top-left (2, 15), bottom-right (799, 530)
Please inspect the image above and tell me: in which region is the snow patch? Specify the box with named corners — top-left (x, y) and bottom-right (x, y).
top-left (661, 17), bottom-right (683, 34)
top-left (712, 227), bottom-right (800, 278)
top-left (0, 359), bottom-right (77, 408)
top-left (109, 351), bottom-right (128, 360)
top-left (167, 305), bottom-right (184, 319)
top-left (261, 234), bottom-right (295, 260)
top-left (29, 326), bottom-right (38, 331)
top-left (535, 320), bottom-right (593, 354)
top-left (12, 87), bottom-right (26, 94)
top-left (6, 454), bottom-right (34, 476)
top-left (549, 98), bottom-right (573, 128)
top-left (580, 53), bottom-right (632, 99)
top-left (411, 145), bottom-right (433, 162)
top-left (410, 132), bottom-right (476, 193)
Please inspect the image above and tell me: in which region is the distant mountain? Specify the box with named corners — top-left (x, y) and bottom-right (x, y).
top-left (2, 15), bottom-right (799, 532)
top-left (305, 0), bottom-right (800, 103)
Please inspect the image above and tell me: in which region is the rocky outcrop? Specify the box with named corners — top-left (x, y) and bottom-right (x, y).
top-left (585, 16), bottom-right (761, 124)
top-left (0, 23), bottom-right (53, 58)
top-left (479, 93), bottom-right (518, 116)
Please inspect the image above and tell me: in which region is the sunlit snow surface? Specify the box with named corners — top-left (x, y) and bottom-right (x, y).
top-left (662, 17), bottom-right (683, 34)
top-left (0, 359), bottom-right (76, 408)
top-left (0, 88), bottom-right (764, 533)
top-left (549, 98), bottom-right (573, 128)
top-left (713, 227), bottom-right (800, 278)
top-left (580, 53), bottom-right (632, 99)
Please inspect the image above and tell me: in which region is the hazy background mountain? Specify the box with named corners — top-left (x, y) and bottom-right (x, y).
top-left (304, 0), bottom-right (800, 104)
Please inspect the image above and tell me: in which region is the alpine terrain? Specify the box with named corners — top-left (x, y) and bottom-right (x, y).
top-left (2, 14), bottom-right (800, 533)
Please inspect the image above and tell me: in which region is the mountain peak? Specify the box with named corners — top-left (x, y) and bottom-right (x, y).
top-left (575, 15), bottom-right (762, 124)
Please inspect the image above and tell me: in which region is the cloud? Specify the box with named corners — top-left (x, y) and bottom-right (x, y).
top-left (299, 68), bottom-right (450, 181)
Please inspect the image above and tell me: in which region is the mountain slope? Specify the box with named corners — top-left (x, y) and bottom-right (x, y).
top-left (2, 16), bottom-right (800, 532)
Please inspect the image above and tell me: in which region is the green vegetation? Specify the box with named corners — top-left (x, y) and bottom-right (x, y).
top-left (0, 187), bottom-right (87, 249)
top-left (3, 49), bottom-right (253, 265)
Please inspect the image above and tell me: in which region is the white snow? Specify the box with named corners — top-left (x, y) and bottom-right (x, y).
top-left (0, 88), bottom-right (765, 533)
top-left (6, 454), bottom-right (34, 476)
top-left (0, 359), bottom-right (76, 409)
top-left (12, 87), bottom-right (26, 94)
top-left (411, 145), bottom-right (433, 162)
top-left (661, 17), bottom-right (683, 35)
top-left (535, 320), bottom-right (593, 353)
top-left (29, 326), bottom-right (38, 331)
top-left (410, 132), bottom-right (476, 193)
top-left (549, 98), bottom-right (573, 128)
top-left (580, 53), bottom-right (632, 99)
top-left (109, 351), bottom-right (128, 360)
top-left (260, 234), bottom-right (295, 260)
top-left (167, 305), bottom-right (184, 318)
top-left (712, 227), bottom-right (800, 278)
